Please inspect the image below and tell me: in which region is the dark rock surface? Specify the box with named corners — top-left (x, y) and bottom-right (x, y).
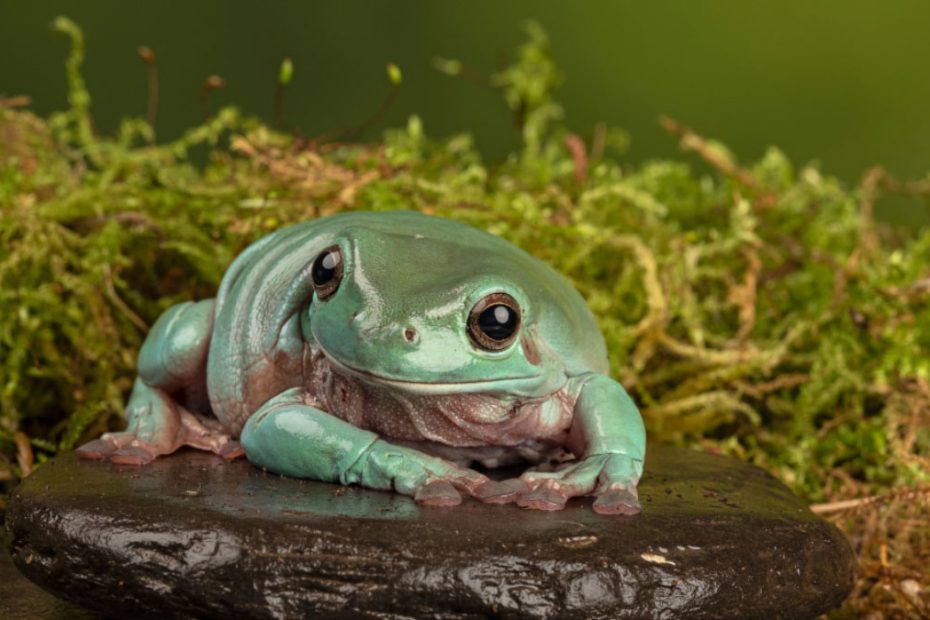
top-left (6, 446), bottom-right (854, 619)
top-left (0, 526), bottom-right (99, 619)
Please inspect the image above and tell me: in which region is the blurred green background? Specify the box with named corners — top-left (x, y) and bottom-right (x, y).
top-left (2, 1), bottom-right (930, 223)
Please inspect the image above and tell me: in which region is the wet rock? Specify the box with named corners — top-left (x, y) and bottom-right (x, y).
top-left (5, 446), bottom-right (854, 619)
top-left (0, 526), bottom-right (99, 619)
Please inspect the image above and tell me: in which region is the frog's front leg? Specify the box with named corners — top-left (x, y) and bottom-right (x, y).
top-left (518, 374), bottom-right (646, 515)
top-left (241, 388), bottom-right (520, 506)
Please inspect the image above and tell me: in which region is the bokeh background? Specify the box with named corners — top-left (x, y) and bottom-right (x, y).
top-left (2, 1), bottom-right (930, 224)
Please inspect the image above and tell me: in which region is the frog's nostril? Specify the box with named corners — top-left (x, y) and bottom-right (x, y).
top-left (403, 328), bottom-right (417, 343)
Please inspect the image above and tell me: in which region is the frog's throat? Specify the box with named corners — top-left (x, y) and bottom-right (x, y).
top-left (316, 343), bottom-right (545, 396)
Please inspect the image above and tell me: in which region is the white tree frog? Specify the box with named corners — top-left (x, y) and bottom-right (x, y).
top-left (78, 211), bottom-right (646, 514)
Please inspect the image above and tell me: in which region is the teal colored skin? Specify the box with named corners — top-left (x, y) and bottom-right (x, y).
top-left (78, 211), bottom-right (646, 514)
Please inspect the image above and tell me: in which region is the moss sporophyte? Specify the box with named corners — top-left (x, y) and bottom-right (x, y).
top-left (1, 17), bottom-right (928, 617)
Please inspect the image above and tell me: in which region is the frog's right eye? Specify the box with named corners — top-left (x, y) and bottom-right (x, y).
top-left (311, 246), bottom-right (343, 300)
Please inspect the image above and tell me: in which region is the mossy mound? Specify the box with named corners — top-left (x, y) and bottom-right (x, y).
top-left (1, 18), bottom-right (928, 617)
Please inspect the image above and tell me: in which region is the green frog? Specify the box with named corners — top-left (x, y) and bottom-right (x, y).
top-left (78, 211), bottom-right (645, 514)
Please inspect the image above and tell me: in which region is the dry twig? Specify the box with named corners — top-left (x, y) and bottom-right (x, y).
top-left (14, 432), bottom-right (33, 477)
top-left (659, 116), bottom-right (761, 191)
top-left (563, 133), bottom-right (588, 183)
top-left (810, 485), bottom-right (930, 515)
top-left (0, 95), bottom-right (32, 108)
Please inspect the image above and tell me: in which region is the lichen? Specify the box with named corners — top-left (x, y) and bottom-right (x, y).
top-left (1, 18), bottom-right (928, 617)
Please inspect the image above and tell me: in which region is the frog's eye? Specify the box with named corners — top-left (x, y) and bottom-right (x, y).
top-left (468, 293), bottom-right (521, 351)
top-left (311, 246), bottom-right (344, 300)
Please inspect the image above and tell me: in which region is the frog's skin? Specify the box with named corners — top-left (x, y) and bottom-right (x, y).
top-left (78, 211), bottom-right (646, 514)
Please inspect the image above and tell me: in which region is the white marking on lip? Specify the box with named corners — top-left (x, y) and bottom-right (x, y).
top-left (640, 552), bottom-right (676, 565)
top-left (315, 341), bottom-right (540, 393)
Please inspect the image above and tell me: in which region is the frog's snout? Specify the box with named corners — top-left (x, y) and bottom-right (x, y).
top-left (342, 306), bottom-right (419, 347)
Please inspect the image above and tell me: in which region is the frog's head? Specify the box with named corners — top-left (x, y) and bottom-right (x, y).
top-left (297, 213), bottom-right (604, 396)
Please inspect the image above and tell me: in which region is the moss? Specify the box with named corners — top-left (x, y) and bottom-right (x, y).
top-left (1, 18), bottom-right (929, 616)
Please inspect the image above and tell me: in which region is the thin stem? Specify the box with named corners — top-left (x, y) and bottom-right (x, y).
top-left (138, 46), bottom-right (159, 138)
top-left (199, 75), bottom-right (226, 121)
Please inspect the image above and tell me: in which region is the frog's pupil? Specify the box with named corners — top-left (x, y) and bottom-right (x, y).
top-left (479, 304), bottom-right (517, 341)
top-left (312, 250), bottom-right (339, 285)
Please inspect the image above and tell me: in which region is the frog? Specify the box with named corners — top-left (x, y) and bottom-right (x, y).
top-left (77, 211), bottom-right (646, 514)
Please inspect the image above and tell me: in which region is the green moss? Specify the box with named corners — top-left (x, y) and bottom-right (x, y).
top-left (2, 18), bottom-right (929, 515)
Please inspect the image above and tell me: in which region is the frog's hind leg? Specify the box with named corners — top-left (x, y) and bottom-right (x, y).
top-left (77, 379), bottom-right (244, 464)
top-left (77, 299), bottom-right (242, 464)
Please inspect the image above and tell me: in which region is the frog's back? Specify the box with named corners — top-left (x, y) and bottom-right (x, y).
top-left (207, 211), bottom-right (608, 431)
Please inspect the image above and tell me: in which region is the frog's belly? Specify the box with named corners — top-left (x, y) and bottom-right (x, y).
top-left (309, 358), bottom-right (575, 451)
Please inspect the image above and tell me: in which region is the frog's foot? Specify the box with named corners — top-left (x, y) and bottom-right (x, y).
top-left (475, 478), bottom-right (531, 504)
top-left (353, 439), bottom-right (522, 507)
top-left (413, 479), bottom-right (524, 507)
top-left (77, 411), bottom-right (243, 465)
top-left (414, 475), bottom-right (522, 507)
top-left (516, 453), bottom-right (642, 515)
top-left (77, 433), bottom-right (158, 464)
top-left (176, 410), bottom-right (245, 460)
top-left (77, 382), bottom-right (243, 464)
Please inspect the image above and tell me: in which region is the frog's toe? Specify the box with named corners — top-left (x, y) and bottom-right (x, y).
top-left (516, 483), bottom-right (568, 511)
top-left (77, 431), bottom-right (140, 460)
top-left (218, 439), bottom-right (245, 460)
top-left (593, 488), bottom-right (641, 515)
top-left (520, 457), bottom-right (602, 497)
top-left (110, 446), bottom-right (158, 466)
top-left (415, 480), bottom-right (463, 507)
top-left (475, 478), bottom-right (526, 504)
top-left (75, 438), bottom-right (115, 460)
top-left (179, 410), bottom-right (246, 460)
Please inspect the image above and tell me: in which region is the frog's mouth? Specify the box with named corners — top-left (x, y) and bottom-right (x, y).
top-left (317, 343), bottom-right (547, 395)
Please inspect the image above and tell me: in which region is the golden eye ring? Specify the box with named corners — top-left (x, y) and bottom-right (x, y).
top-left (468, 292), bottom-right (521, 351)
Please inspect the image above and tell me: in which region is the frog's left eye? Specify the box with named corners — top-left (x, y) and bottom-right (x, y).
top-left (468, 293), bottom-right (521, 351)
top-left (311, 246), bottom-right (343, 300)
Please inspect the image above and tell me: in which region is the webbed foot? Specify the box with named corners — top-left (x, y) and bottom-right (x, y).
top-left (516, 453), bottom-right (642, 515)
top-left (415, 480), bottom-right (463, 506)
top-left (76, 433), bottom-right (160, 464)
top-left (355, 439), bottom-right (523, 507)
top-left (593, 487), bottom-right (641, 515)
top-left (77, 424), bottom-right (243, 465)
top-left (77, 380), bottom-right (242, 465)
top-left (475, 478), bottom-right (528, 504)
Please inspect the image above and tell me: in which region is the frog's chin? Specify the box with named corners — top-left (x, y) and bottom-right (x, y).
top-left (317, 345), bottom-right (549, 396)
